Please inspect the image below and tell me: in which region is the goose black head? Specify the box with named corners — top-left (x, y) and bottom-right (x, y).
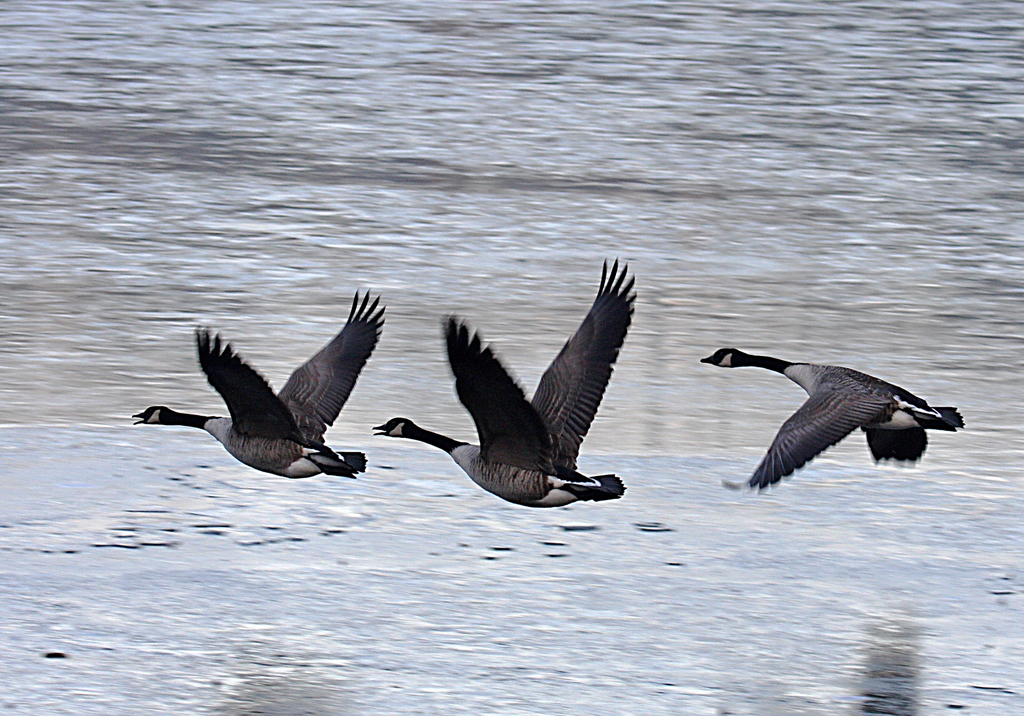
top-left (701, 348), bottom-right (740, 367)
top-left (373, 417), bottom-right (416, 437)
top-left (133, 406), bottom-right (168, 424)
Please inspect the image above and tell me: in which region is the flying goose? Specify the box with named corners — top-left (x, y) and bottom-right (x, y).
top-left (375, 261), bottom-right (635, 507)
top-left (134, 292), bottom-right (384, 478)
top-left (700, 348), bottom-right (963, 490)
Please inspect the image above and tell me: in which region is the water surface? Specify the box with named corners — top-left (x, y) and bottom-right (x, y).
top-left (1, 2), bottom-right (1022, 713)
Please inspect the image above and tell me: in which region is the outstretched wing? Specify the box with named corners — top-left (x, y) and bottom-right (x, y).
top-left (278, 292), bottom-right (385, 443)
top-left (196, 329), bottom-right (309, 445)
top-left (530, 260), bottom-right (635, 468)
top-left (739, 389), bottom-right (891, 490)
top-left (445, 318), bottom-right (553, 472)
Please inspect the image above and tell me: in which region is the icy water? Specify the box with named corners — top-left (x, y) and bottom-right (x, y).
top-left (1, 1), bottom-right (1023, 714)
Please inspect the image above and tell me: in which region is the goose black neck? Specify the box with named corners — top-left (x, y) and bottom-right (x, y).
top-left (734, 351), bottom-right (794, 374)
top-left (162, 408), bottom-right (213, 429)
top-left (405, 423), bottom-right (465, 454)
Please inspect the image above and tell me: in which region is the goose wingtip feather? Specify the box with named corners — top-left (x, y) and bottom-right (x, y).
top-left (598, 258), bottom-right (637, 307)
top-left (348, 290), bottom-right (386, 333)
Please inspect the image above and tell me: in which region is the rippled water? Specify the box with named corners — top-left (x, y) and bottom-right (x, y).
top-left (1, 2), bottom-right (1022, 714)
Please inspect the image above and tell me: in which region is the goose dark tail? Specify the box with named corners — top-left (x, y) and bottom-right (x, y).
top-left (936, 407), bottom-right (964, 430)
top-left (309, 451), bottom-right (366, 478)
top-left (563, 473), bottom-right (626, 502)
top-left (919, 407), bottom-right (963, 431)
top-left (338, 452), bottom-right (368, 473)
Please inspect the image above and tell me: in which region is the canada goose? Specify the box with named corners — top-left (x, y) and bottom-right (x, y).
top-left (375, 261), bottom-right (635, 507)
top-left (134, 292), bottom-right (384, 478)
top-left (700, 348), bottom-right (963, 490)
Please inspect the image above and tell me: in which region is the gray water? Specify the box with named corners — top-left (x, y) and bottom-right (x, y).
top-left (1, 1), bottom-right (1022, 713)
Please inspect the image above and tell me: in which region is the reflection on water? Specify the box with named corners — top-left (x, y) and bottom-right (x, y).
top-left (218, 670), bottom-right (351, 716)
top-left (860, 621), bottom-right (919, 716)
top-left (1, 1), bottom-right (1023, 714)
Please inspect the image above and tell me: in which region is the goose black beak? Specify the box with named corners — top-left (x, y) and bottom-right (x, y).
top-left (132, 411), bottom-right (146, 424)
top-left (700, 355), bottom-right (715, 364)
top-left (372, 424), bottom-right (388, 435)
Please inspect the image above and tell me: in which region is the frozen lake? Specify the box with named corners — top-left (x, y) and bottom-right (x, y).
top-left (1, 1), bottom-right (1023, 713)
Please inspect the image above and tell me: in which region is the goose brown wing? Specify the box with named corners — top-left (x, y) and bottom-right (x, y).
top-left (278, 292), bottom-right (385, 443)
top-left (530, 260), bottom-right (635, 468)
top-left (196, 329), bottom-right (309, 445)
top-left (744, 388), bottom-right (891, 489)
top-left (445, 318), bottom-right (553, 472)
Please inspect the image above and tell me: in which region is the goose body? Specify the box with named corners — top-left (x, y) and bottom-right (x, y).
top-left (701, 348), bottom-right (964, 490)
top-left (375, 260), bottom-right (635, 507)
top-left (135, 292), bottom-right (384, 478)
top-left (449, 444), bottom-right (590, 507)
